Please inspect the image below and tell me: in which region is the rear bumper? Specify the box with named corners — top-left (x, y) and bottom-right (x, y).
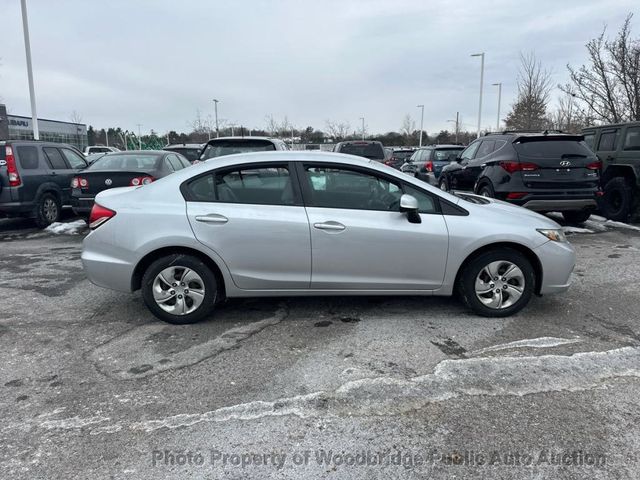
top-left (535, 240), bottom-right (576, 294)
top-left (415, 172), bottom-right (438, 186)
top-left (71, 196), bottom-right (95, 216)
top-left (521, 198), bottom-right (597, 211)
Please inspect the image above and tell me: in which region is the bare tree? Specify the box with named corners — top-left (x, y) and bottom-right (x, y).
top-left (400, 114), bottom-right (415, 137)
top-left (505, 52), bottom-right (553, 130)
top-left (70, 110), bottom-right (83, 124)
top-left (325, 120), bottom-right (351, 141)
top-left (562, 14), bottom-right (640, 123)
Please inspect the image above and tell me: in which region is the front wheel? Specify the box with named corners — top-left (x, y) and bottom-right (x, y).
top-left (478, 183), bottom-right (495, 198)
top-left (562, 210), bottom-right (592, 224)
top-left (141, 254), bottom-right (218, 324)
top-left (438, 177), bottom-right (449, 192)
top-left (458, 249), bottom-right (535, 317)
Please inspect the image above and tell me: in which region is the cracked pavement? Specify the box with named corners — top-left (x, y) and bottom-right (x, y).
top-left (1, 217), bottom-right (640, 479)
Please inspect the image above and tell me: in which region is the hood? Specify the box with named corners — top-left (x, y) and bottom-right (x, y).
top-left (454, 193), bottom-right (561, 229)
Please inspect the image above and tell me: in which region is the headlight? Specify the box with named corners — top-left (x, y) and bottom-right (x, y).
top-left (537, 229), bottom-right (567, 242)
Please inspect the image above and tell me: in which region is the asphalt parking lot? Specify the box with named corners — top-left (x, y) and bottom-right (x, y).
top-left (1, 215), bottom-right (640, 479)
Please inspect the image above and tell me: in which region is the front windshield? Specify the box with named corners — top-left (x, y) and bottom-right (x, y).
top-left (200, 140), bottom-right (276, 160)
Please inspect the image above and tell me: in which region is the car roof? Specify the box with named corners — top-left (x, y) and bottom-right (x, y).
top-left (205, 136), bottom-right (279, 142)
top-left (583, 121), bottom-right (640, 131)
top-left (102, 150), bottom-right (166, 155)
top-left (164, 144), bottom-right (203, 148)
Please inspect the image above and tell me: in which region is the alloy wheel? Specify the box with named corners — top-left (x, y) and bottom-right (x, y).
top-left (152, 266), bottom-right (205, 315)
top-left (474, 261), bottom-right (525, 309)
top-left (43, 198), bottom-right (58, 223)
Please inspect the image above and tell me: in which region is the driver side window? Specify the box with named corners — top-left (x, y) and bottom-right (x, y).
top-left (304, 166), bottom-right (401, 211)
top-left (460, 141), bottom-right (480, 161)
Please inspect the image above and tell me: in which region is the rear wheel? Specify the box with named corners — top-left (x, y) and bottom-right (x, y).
top-left (34, 193), bottom-right (61, 228)
top-left (562, 210), bottom-right (592, 224)
top-left (438, 176), bottom-right (449, 192)
top-left (478, 183), bottom-right (495, 198)
top-left (600, 177), bottom-right (635, 222)
top-left (458, 249), bottom-right (535, 317)
top-left (141, 254), bottom-right (217, 324)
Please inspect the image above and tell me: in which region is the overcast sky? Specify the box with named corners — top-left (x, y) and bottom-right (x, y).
top-left (0, 0), bottom-right (637, 136)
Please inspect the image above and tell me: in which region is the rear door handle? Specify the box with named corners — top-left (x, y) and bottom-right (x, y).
top-left (195, 214), bottom-right (228, 224)
top-left (314, 221), bottom-right (345, 231)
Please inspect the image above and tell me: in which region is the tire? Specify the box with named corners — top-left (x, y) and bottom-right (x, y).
top-left (438, 177), bottom-right (449, 192)
top-left (34, 193), bottom-right (61, 228)
top-left (600, 177), bottom-right (635, 222)
top-left (562, 210), bottom-right (592, 224)
top-left (478, 183), bottom-right (495, 198)
top-left (458, 248), bottom-right (535, 317)
top-left (141, 254), bottom-right (218, 324)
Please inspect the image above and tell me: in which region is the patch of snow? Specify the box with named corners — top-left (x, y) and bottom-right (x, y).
top-left (562, 226), bottom-right (594, 235)
top-left (603, 220), bottom-right (640, 232)
top-left (44, 220), bottom-right (87, 235)
top-left (473, 337), bottom-right (581, 355)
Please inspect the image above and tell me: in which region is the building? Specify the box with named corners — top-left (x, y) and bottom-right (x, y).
top-left (0, 104), bottom-right (88, 150)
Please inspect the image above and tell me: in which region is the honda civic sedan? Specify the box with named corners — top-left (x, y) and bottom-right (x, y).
top-left (81, 151), bottom-right (575, 324)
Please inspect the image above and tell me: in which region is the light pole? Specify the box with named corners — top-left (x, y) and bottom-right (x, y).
top-left (20, 0), bottom-right (39, 140)
top-left (492, 82), bottom-right (502, 131)
top-left (416, 104), bottom-right (424, 147)
top-left (213, 99), bottom-right (220, 137)
top-left (446, 112), bottom-right (460, 143)
top-left (471, 52), bottom-right (485, 138)
top-left (136, 124), bottom-right (142, 149)
top-left (359, 117), bottom-right (365, 140)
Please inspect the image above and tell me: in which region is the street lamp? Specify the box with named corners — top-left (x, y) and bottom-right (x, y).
top-left (416, 105), bottom-right (424, 147)
top-left (212, 99), bottom-right (220, 138)
top-left (20, 0), bottom-right (39, 140)
top-left (359, 117), bottom-right (365, 140)
top-left (492, 82), bottom-right (502, 132)
top-left (471, 52), bottom-right (485, 138)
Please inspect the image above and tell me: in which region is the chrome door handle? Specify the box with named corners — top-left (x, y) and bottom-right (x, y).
top-left (195, 214), bottom-right (228, 224)
top-left (313, 221), bottom-right (345, 231)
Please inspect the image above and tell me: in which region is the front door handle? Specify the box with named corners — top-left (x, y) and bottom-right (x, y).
top-left (195, 214), bottom-right (228, 224)
top-left (314, 221), bottom-right (345, 231)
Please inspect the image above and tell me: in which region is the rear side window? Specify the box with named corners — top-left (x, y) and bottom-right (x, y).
top-left (43, 147), bottom-right (68, 169)
top-left (186, 166), bottom-right (294, 206)
top-left (61, 148), bottom-right (87, 169)
top-left (166, 155), bottom-right (184, 171)
top-left (514, 140), bottom-right (593, 157)
top-left (597, 129), bottom-right (621, 151)
top-left (338, 143), bottom-right (385, 160)
top-left (16, 146), bottom-right (39, 169)
top-left (623, 127), bottom-right (640, 151)
top-left (476, 140), bottom-right (496, 158)
top-left (582, 132), bottom-right (595, 150)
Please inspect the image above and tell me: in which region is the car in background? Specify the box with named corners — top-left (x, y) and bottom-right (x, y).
top-left (164, 143), bottom-right (204, 164)
top-left (82, 151), bottom-right (575, 324)
top-left (384, 148), bottom-right (415, 169)
top-left (199, 137), bottom-right (289, 161)
top-left (402, 145), bottom-right (465, 181)
top-left (438, 131), bottom-right (601, 224)
top-left (84, 145), bottom-right (120, 156)
top-left (582, 122), bottom-right (640, 221)
top-left (71, 150), bottom-right (190, 219)
top-left (0, 140), bottom-right (88, 227)
top-left (333, 141), bottom-right (385, 161)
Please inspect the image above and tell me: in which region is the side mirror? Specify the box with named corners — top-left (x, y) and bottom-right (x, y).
top-left (399, 194), bottom-right (421, 224)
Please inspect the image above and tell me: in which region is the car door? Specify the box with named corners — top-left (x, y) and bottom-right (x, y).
top-left (184, 162), bottom-right (311, 290)
top-left (617, 125), bottom-right (640, 171)
top-left (299, 163), bottom-right (449, 290)
top-left (449, 141), bottom-right (481, 191)
top-left (42, 147), bottom-right (75, 202)
top-left (595, 127), bottom-right (622, 166)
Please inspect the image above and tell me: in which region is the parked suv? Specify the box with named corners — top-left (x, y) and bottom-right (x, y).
top-left (199, 137), bottom-right (288, 161)
top-left (582, 122), bottom-right (640, 221)
top-left (438, 132), bottom-right (601, 223)
top-left (402, 145), bottom-right (465, 181)
top-left (0, 140), bottom-right (88, 227)
top-left (163, 143), bottom-right (204, 163)
top-left (84, 145), bottom-right (120, 156)
top-left (333, 141), bottom-right (385, 161)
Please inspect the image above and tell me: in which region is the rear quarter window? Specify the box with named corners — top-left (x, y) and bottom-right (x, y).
top-left (17, 146), bottom-right (40, 169)
top-left (623, 127), bottom-right (640, 151)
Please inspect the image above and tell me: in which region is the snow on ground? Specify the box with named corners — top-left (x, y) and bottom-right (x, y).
top-left (547, 212), bottom-right (640, 235)
top-left (562, 226), bottom-right (595, 235)
top-left (44, 220), bottom-right (88, 235)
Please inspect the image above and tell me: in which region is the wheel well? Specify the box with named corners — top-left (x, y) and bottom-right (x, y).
top-left (131, 246), bottom-right (226, 298)
top-left (454, 242), bottom-right (543, 295)
top-left (601, 165), bottom-right (637, 186)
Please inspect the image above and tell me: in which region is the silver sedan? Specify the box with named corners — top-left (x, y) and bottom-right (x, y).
top-left (81, 151), bottom-right (575, 324)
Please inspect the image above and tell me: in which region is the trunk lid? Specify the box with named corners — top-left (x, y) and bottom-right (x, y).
top-left (76, 170), bottom-right (154, 195)
top-left (513, 136), bottom-right (599, 190)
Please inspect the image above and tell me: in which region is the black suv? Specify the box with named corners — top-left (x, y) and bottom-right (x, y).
top-left (333, 141), bottom-right (386, 161)
top-left (438, 131), bottom-right (600, 223)
top-left (582, 122), bottom-right (640, 221)
top-left (0, 140), bottom-right (88, 227)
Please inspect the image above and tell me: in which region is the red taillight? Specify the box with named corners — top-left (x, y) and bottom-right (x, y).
top-left (5, 146), bottom-right (21, 187)
top-left (89, 203), bottom-right (116, 229)
top-left (499, 161), bottom-right (539, 174)
top-left (586, 160), bottom-right (602, 170)
top-left (72, 177), bottom-right (89, 189)
top-left (129, 176), bottom-right (154, 186)
top-left (424, 161), bottom-right (434, 172)
top-left (506, 192), bottom-right (528, 199)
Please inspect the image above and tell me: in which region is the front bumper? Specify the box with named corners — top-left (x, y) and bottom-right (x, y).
top-left (534, 239), bottom-right (576, 294)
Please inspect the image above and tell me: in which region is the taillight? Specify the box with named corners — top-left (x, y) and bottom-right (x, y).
top-left (129, 176), bottom-right (154, 186)
top-left (89, 203), bottom-right (116, 229)
top-left (506, 192), bottom-right (527, 199)
top-left (5, 146), bottom-right (21, 187)
top-left (424, 161), bottom-right (434, 172)
top-left (586, 160), bottom-right (602, 170)
top-left (499, 161), bottom-right (539, 174)
top-left (72, 177), bottom-right (89, 189)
